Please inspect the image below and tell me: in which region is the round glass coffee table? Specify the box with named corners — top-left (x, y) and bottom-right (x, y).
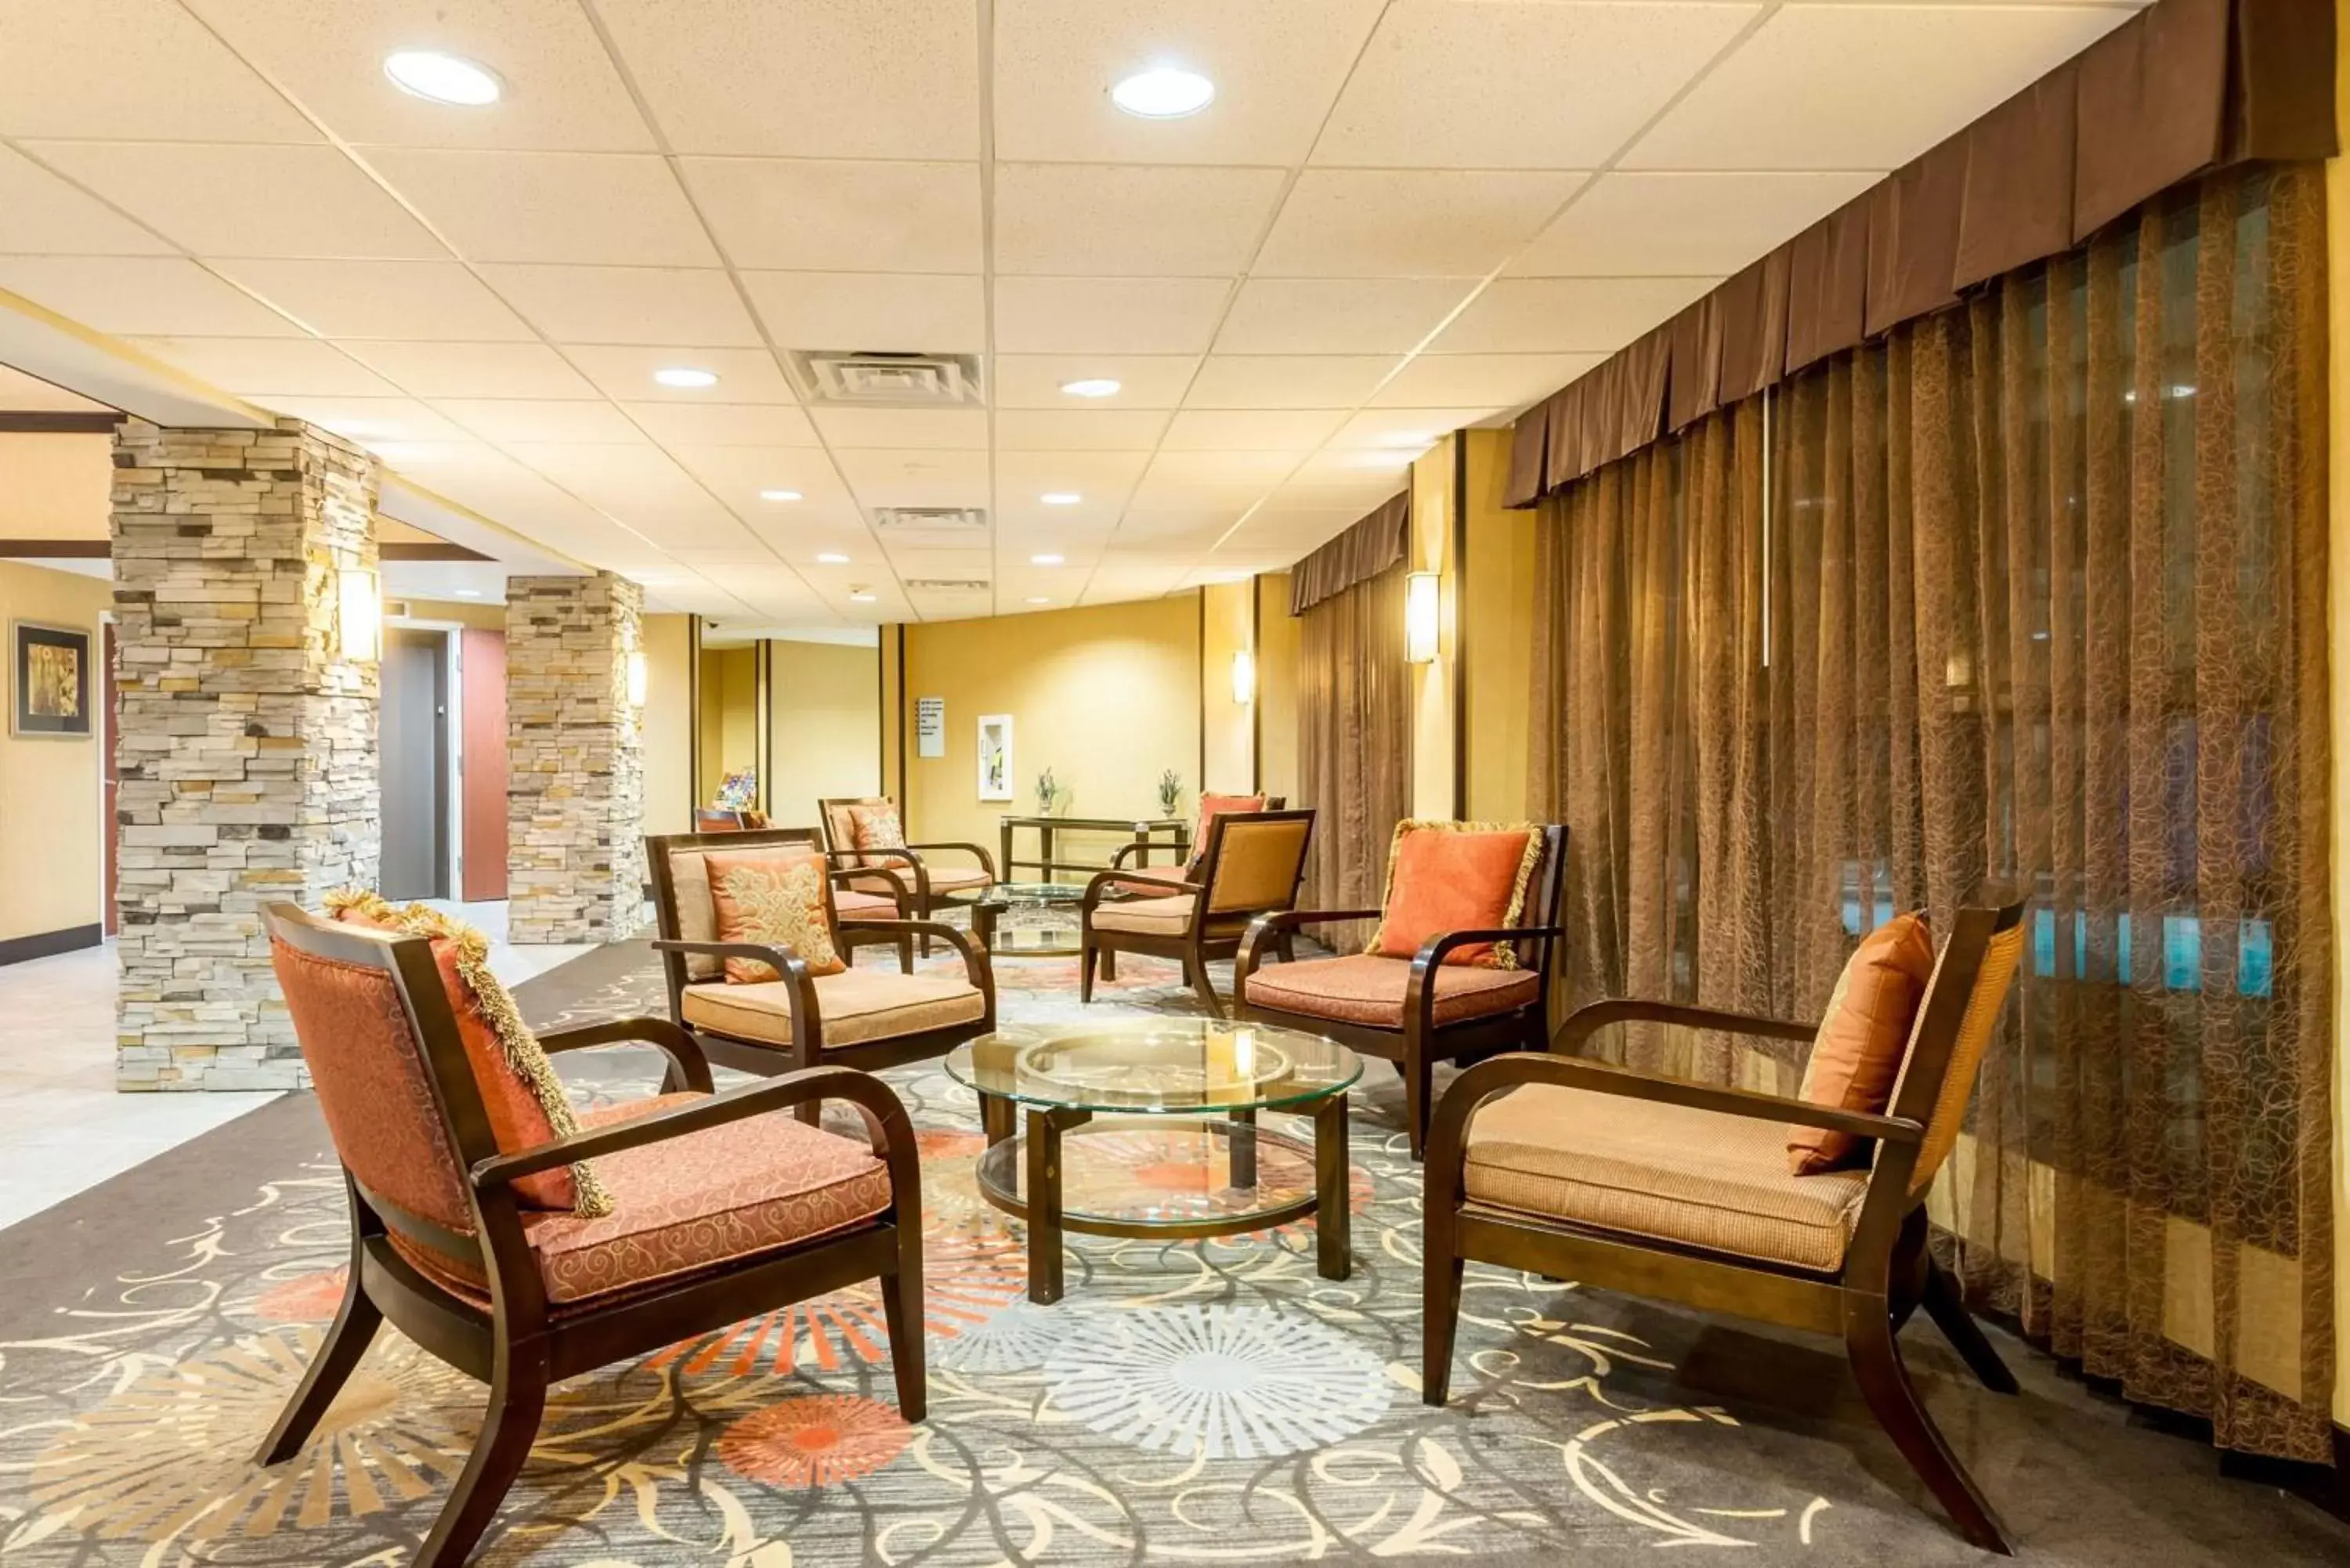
top-left (947, 881), bottom-right (1089, 956)
top-left (943, 1018), bottom-right (1361, 1303)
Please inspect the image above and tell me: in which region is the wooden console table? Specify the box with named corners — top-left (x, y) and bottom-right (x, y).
top-left (998, 815), bottom-right (1190, 883)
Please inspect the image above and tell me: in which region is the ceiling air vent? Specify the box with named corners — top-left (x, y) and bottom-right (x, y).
top-left (872, 506), bottom-right (989, 533)
top-left (903, 579), bottom-right (991, 594)
top-left (786, 349), bottom-right (983, 406)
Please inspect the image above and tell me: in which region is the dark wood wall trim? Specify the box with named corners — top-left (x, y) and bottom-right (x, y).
top-left (686, 616), bottom-right (704, 812)
top-left (752, 640), bottom-right (775, 822)
top-left (1249, 576), bottom-right (1264, 795)
top-left (895, 625), bottom-right (909, 815)
top-left (1196, 588), bottom-right (1208, 796)
top-left (0, 923), bottom-right (103, 967)
top-left (0, 412), bottom-right (118, 434)
top-left (1450, 437), bottom-right (1468, 821)
top-left (0, 540), bottom-right (107, 558)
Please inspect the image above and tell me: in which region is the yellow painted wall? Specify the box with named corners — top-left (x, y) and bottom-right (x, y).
top-left (698, 645), bottom-right (757, 800)
top-left (640, 613), bottom-right (693, 836)
top-left (1201, 579), bottom-right (1255, 793)
top-left (1256, 573), bottom-right (1300, 806)
top-left (902, 594), bottom-right (1202, 863)
top-left (1409, 436), bottom-right (1459, 820)
top-left (0, 432), bottom-right (110, 537)
top-left (0, 561), bottom-right (111, 943)
top-left (1461, 428), bottom-right (1538, 823)
top-left (765, 638), bottom-right (881, 832)
top-left (2326, 0), bottom-right (2350, 1428)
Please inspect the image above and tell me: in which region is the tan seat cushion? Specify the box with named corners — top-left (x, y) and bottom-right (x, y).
top-left (1244, 953), bottom-right (1539, 1028)
top-left (845, 863), bottom-right (990, 898)
top-left (682, 968), bottom-right (985, 1049)
top-left (1464, 1084), bottom-right (1870, 1272)
top-left (1110, 863), bottom-right (1191, 897)
top-left (833, 888), bottom-right (899, 918)
top-left (1091, 894), bottom-right (1195, 934)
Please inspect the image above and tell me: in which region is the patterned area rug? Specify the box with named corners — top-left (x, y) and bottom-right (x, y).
top-left (2, 941), bottom-right (2345, 1566)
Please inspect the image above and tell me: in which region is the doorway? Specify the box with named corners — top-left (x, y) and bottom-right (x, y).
top-left (380, 627), bottom-right (451, 901)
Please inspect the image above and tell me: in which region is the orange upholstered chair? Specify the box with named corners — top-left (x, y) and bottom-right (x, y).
top-left (819, 795), bottom-right (997, 955)
top-left (1079, 807), bottom-right (1314, 1016)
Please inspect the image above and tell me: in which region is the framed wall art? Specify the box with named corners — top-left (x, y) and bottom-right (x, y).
top-left (11, 620), bottom-right (92, 739)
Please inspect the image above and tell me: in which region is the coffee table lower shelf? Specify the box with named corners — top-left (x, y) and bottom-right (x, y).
top-left (972, 1095), bottom-right (1352, 1302)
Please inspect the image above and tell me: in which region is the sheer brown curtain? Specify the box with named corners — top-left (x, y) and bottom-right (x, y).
top-left (1297, 564), bottom-right (1412, 945)
top-left (1528, 164), bottom-right (2332, 1461)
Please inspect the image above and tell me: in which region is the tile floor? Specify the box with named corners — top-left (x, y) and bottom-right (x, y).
top-left (0, 899), bottom-right (596, 1231)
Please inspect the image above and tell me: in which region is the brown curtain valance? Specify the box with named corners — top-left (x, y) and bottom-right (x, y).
top-left (1505, 0), bottom-right (2332, 504)
top-left (1288, 490), bottom-right (1407, 616)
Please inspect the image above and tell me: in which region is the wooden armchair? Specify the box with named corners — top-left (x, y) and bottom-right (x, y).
top-left (1421, 895), bottom-right (2030, 1554)
top-left (1105, 793), bottom-right (1287, 894)
top-left (646, 828), bottom-right (996, 1089)
top-left (1079, 807), bottom-right (1314, 1017)
top-left (820, 795), bottom-right (997, 956)
top-left (1235, 823), bottom-right (1567, 1160)
top-left (257, 903), bottom-right (924, 1566)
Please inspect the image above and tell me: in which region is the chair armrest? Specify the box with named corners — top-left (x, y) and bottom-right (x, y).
top-left (1403, 927), bottom-right (1567, 1033)
top-left (826, 858), bottom-right (911, 911)
top-left (650, 937), bottom-right (812, 985)
top-left (1082, 865), bottom-right (1205, 911)
top-left (1236, 908), bottom-right (1378, 992)
top-left (830, 919), bottom-right (996, 1006)
top-left (906, 840), bottom-right (999, 880)
top-left (472, 1065), bottom-right (916, 1190)
top-left (535, 1016), bottom-right (713, 1093)
top-left (1554, 997), bottom-right (1817, 1057)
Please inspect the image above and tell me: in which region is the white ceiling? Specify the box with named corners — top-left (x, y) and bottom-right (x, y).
top-left (0, 0), bottom-right (2141, 628)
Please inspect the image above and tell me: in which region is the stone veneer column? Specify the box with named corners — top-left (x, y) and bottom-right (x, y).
top-left (506, 573), bottom-right (646, 943)
top-left (111, 418), bottom-right (379, 1090)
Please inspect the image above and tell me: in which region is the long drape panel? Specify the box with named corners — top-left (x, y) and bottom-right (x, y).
top-left (1297, 564), bottom-right (1412, 948)
top-left (1527, 164), bottom-right (2331, 1461)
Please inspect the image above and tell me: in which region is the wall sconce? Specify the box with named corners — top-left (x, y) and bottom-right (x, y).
top-left (625, 649), bottom-right (649, 707)
top-left (336, 568), bottom-right (381, 663)
top-left (1405, 571), bottom-right (1440, 663)
top-left (1231, 648), bottom-right (1256, 705)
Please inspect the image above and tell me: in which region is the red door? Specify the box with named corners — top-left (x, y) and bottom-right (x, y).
top-left (460, 628), bottom-right (509, 902)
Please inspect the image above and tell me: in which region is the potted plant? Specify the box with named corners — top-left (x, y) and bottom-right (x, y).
top-left (1157, 768), bottom-right (1183, 818)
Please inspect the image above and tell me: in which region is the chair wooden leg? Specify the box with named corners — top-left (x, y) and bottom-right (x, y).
top-left (255, 1271), bottom-right (381, 1465)
top-left (1080, 940), bottom-right (1099, 1003)
top-left (1421, 1244), bottom-right (1465, 1405)
top-left (1403, 1050), bottom-right (1433, 1162)
top-left (898, 935), bottom-right (914, 973)
top-left (1921, 1258), bottom-right (2019, 1395)
top-left (1185, 955), bottom-right (1225, 1018)
top-left (880, 1229), bottom-right (927, 1423)
top-left (416, 1353), bottom-right (548, 1568)
top-left (1842, 1295), bottom-right (2012, 1555)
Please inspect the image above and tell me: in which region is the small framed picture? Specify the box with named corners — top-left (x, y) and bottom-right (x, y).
top-left (11, 620), bottom-right (92, 739)
top-left (976, 713), bottom-right (1014, 801)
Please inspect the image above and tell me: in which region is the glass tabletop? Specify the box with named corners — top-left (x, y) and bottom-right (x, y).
top-left (949, 880), bottom-right (1089, 908)
top-left (944, 1017), bottom-right (1360, 1114)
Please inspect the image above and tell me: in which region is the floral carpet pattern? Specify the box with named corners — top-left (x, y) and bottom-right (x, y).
top-left (5, 941), bottom-right (2342, 1566)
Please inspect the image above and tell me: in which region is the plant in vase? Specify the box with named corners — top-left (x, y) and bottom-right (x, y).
top-left (1157, 768), bottom-right (1183, 818)
top-left (1036, 767), bottom-right (1059, 816)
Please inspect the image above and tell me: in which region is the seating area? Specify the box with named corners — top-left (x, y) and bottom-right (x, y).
top-left (0, 2), bottom-right (2347, 1566)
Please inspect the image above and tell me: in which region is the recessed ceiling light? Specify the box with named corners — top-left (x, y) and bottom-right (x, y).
top-left (1031, 553), bottom-right (1065, 566)
top-left (1026, 596), bottom-right (1051, 605)
top-left (384, 50), bottom-right (503, 107)
top-left (815, 552), bottom-right (851, 565)
top-left (454, 588), bottom-right (483, 598)
top-left (849, 591), bottom-right (877, 603)
top-left (1112, 66), bottom-right (1215, 119)
top-left (759, 488), bottom-right (802, 502)
top-left (653, 367), bottom-right (718, 388)
top-left (1060, 378), bottom-right (1122, 398)
top-left (1040, 491), bottom-right (1081, 505)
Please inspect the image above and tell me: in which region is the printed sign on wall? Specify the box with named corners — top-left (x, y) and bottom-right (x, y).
top-left (916, 695), bottom-right (945, 758)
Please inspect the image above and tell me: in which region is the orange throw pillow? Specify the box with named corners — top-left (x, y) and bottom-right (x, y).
top-left (1790, 912), bottom-right (1937, 1175)
top-left (324, 891), bottom-right (609, 1217)
top-left (1367, 819), bottom-right (1542, 968)
top-left (707, 847), bottom-right (845, 985)
top-left (847, 801), bottom-right (906, 868)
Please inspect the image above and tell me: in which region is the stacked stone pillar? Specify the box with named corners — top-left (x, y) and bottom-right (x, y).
top-left (111, 417), bottom-right (380, 1090)
top-left (506, 573), bottom-right (646, 943)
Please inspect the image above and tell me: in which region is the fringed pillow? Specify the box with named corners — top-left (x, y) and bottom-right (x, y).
top-left (1365, 819), bottom-right (1544, 968)
top-left (324, 891), bottom-right (610, 1218)
top-left (846, 801), bottom-right (907, 868)
top-left (705, 846), bottom-right (845, 984)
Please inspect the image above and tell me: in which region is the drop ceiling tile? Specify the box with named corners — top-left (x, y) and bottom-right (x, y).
top-left (1315, 0), bottom-right (1756, 169)
top-left (992, 355), bottom-right (1200, 409)
top-left (0, 257), bottom-right (303, 337)
top-left (1254, 170), bottom-right (1585, 279)
top-left (124, 336), bottom-right (397, 397)
top-left (1369, 351), bottom-right (1602, 408)
top-left (1289, 448), bottom-right (1421, 486)
top-left (620, 402), bottom-right (819, 446)
top-left (436, 398), bottom-right (640, 443)
top-left (1184, 355), bottom-right (1399, 410)
top-left (0, 0), bottom-right (320, 142)
top-left (1159, 410), bottom-right (1345, 452)
top-left (1624, 4), bottom-right (2131, 173)
top-left (24, 143), bottom-right (443, 260)
top-left (0, 363), bottom-right (112, 413)
top-left (993, 0), bottom-right (1387, 164)
top-left (503, 439), bottom-right (735, 517)
top-left (183, 0), bottom-right (656, 151)
top-left (1328, 408), bottom-right (1484, 450)
top-left (370, 150), bottom-right (717, 266)
top-left (811, 407), bottom-right (988, 450)
top-left (994, 164), bottom-right (1285, 277)
top-left (1511, 171), bottom-right (1880, 278)
top-left (1143, 449), bottom-right (1302, 489)
top-left (339, 341), bottom-right (600, 399)
top-left (0, 147), bottom-right (176, 255)
top-left (205, 259), bottom-right (536, 340)
top-left (593, 0), bottom-right (982, 159)
top-left (663, 445), bottom-right (855, 510)
top-left (996, 448), bottom-right (1150, 494)
top-left (1110, 508), bottom-right (1244, 547)
top-left (1213, 279), bottom-right (1470, 355)
top-left (559, 345), bottom-right (794, 402)
top-left (480, 267), bottom-right (761, 346)
top-left (682, 157), bottom-right (982, 273)
top-left (252, 395), bottom-right (469, 445)
top-left (1429, 276), bottom-right (1714, 355)
top-left (994, 277), bottom-right (1231, 355)
top-left (833, 448), bottom-right (989, 508)
top-left (992, 409), bottom-right (1171, 450)
top-left (742, 271), bottom-right (985, 354)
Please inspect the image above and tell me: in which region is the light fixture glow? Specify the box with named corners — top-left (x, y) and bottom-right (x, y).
top-left (653, 367), bottom-right (719, 388)
top-left (1040, 491), bottom-right (1081, 505)
top-left (815, 551), bottom-right (851, 565)
top-left (1026, 595), bottom-right (1052, 605)
top-left (625, 649), bottom-right (649, 707)
top-left (1031, 552), bottom-right (1065, 566)
top-left (455, 588), bottom-right (483, 598)
top-left (1060, 378), bottom-right (1122, 398)
top-left (849, 590), bottom-right (877, 602)
top-left (1405, 571), bottom-right (1441, 664)
top-left (759, 488), bottom-right (802, 502)
top-left (1231, 648), bottom-right (1256, 705)
top-left (337, 569), bottom-right (381, 663)
top-left (384, 49), bottom-right (503, 107)
top-left (1112, 66), bottom-right (1216, 119)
